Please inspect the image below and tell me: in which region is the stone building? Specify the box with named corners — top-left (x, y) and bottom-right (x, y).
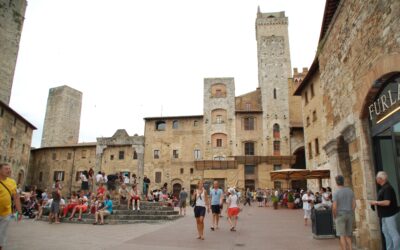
top-left (0, 101), bottom-right (36, 187)
top-left (294, 0), bottom-right (400, 248)
top-left (29, 129), bottom-right (144, 195)
top-left (0, 0), bottom-right (27, 104)
top-left (41, 85), bottom-right (82, 147)
top-left (142, 8), bottom-right (306, 196)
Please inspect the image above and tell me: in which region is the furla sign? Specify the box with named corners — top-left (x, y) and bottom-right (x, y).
top-left (369, 83), bottom-right (400, 123)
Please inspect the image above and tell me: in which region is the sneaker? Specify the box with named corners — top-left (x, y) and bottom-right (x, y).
top-left (137, 207), bottom-right (140, 211)
top-left (133, 207), bottom-right (136, 211)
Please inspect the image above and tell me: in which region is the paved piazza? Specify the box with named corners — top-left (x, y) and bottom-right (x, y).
top-left (6, 206), bottom-right (338, 250)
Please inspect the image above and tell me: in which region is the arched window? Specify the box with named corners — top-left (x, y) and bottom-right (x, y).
top-left (172, 120), bottom-right (179, 129)
top-left (155, 121), bottom-right (166, 131)
top-left (273, 88), bottom-right (277, 99)
top-left (273, 124), bottom-right (280, 138)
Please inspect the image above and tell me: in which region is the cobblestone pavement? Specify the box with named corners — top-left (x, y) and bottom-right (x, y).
top-left (6, 206), bottom-right (339, 250)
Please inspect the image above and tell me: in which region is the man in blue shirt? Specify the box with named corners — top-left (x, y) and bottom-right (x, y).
top-left (93, 194), bottom-right (113, 225)
top-left (209, 181), bottom-right (224, 231)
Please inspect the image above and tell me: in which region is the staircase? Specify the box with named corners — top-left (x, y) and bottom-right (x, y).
top-left (41, 201), bottom-right (182, 224)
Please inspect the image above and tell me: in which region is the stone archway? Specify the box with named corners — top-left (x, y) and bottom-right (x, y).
top-left (291, 147), bottom-right (307, 190)
top-left (172, 183), bottom-right (182, 199)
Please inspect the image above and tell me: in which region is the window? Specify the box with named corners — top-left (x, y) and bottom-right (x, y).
top-left (315, 138), bottom-right (320, 155)
top-left (110, 155), bottom-right (114, 160)
top-left (52, 152), bottom-right (57, 160)
top-left (244, 117), bottom-right (255, 130)
top-left (155, 172), bottom-right (162, 183)
top-left (304, 91), bottom-right (308, 105)
top-left (274, 181), bottom-right (282, 190)
top-left (119, 151), bottom-right (125, 160)
top-left (22, 144), bottom-right (25, 154)
top-left (245, 103), bottom-right (251, 111)
top-left (133, 150), bottom-right (138, 159)
top-left (172, 120), bottom-right (179, 129)
top-left (67, 153), bottom-right (72, 160)
top-left (194, 149), bottom-right (201, 160)
top-left (155, 121), bottom-right (166, 131)
top-left (190, 168), bottom-right (194, 174)
top-left (308, 142), bottom-right (313, 159)
top-left (245, 165), bottom-right (255, 175)
top-left (53, 171), bottom-right (65, 181)
top-left (312, 110), bottom-right (317, 121)
top-left (9, 138), bottom-right (14, 149)
top-left (154, 150), bottom-right (160, 159)
top-left (173, 150), bottom-right (179, 159)
top-left (310, 83), bottom-right (315, 98)
top-left (215, 89), bottom-right (222, 97)
top-left (273, 141), bottom-right (280, 156)
top-left (75, 171), bottom-right (83, 181)
top-left (273, 124), bottom-right (280, 138)
top-left (81, 150), bottom-right (87, 159)
top-left (244, 142), bottom-right (255, 155)
top-left (216, 139), bottom-right (223, 147)
top-left (273, 165), bottom-right (282, 171)
top-left (193, 120), bottom-right (198, 127)
top-left (306, 116), bottom-right (310, 127)
top-left (13, 117), bottom-right (17, 126)
top-left (216, 115), bottom-right (223, 124)
top-left (214, 156), bottom-right (225, 160)
top-left (273, 88), bottom-right (277, 99)
top-left (180, 168), bottom-right (184, 174)
top-left (39, 172), bottom-right (43, 182)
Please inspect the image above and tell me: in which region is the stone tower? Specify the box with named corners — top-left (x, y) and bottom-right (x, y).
top-left (256, 8), bottom-right (292, 156)
top-left (41, 85), bottom-right (82, 147)
top-left (203, 78), bottom-right (236, 160)
top-left (0, 0), bottom-right (27, 104)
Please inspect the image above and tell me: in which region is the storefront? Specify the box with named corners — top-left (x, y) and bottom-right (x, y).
top-left (369, 73), bottom-right (400, 203)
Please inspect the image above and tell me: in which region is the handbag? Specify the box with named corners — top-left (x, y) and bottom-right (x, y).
top-left (0, 181), bottom-right (15, 213)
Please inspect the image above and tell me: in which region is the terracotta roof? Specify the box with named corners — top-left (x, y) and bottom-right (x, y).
top-left (0, 100), bottom-right (37, 129)
top-left (144, 115), bottom-right (203, 120)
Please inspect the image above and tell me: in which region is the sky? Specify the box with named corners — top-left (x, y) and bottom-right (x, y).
top-left (10, 0), bottom-right (326, 148)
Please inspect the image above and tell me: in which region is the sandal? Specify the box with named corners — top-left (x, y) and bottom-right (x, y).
top-left (93, 222), bottom-right (97, 225)
top-left (210, 227), bottom-right (215, 231)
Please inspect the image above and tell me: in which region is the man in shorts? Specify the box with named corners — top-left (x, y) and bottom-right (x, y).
top-left (179, 187), bottom-right (188, 216)
top-left (332, 175), bottom-right (355, 250)
top-left (209, 181), bottom-right (223, 231)
top-left (0, 163), bottom-right (22, 250)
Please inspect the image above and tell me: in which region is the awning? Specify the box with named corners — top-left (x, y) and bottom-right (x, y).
top-left (270, 169), bottom-right (330, 181)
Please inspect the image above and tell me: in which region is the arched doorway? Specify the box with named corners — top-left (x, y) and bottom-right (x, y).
top-left (291, 147), bottom-right (307, 190)
top-left (172, 183), bottom-right (182, 199)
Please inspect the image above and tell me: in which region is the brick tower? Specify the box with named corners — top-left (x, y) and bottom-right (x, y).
top-left (0, 0), bottom-right (27, 104)
top-left (41, 85), bottom-right (82, 147)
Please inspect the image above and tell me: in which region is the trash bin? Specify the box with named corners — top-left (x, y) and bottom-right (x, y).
top-left (311, 208), bottom-right (336, 239)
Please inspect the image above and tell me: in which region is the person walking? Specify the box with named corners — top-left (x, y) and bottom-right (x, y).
top-left (370, 171), bottom-right (400, 250)
top-left (209, 181), bottom-right (223, 230)
top-left (332, 175), bottom-right (355, 250)
top-left (302, 190), bottom-right (314, 226)
top-left (178, 187), bottom-right (188, 216)
top-left (192, 180), bottom-right (210, 240)
top-left (0, 163), bottom-right (22, 250)
top-left (244, 188), bottom-right (252, 206)
top-left (226, 188), bottom-right (240, 232)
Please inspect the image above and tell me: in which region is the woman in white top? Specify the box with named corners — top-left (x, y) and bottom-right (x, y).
top-left (226, 188), bottom-right (240, 231)
top-left (192, 180), bottom-right (210, 240)
top-left (80, 171), bottom-right (89, 191)
top-left (302, 190), bottom-right (315, 226)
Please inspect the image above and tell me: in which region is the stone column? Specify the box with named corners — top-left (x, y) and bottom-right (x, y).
top-left (135, 144), bottom-right (145, 196)
top-left (95, 145), bottom-right (107, 173)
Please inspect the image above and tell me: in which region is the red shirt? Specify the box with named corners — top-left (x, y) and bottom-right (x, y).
top-left (97, 187), bottom-right (106, 195)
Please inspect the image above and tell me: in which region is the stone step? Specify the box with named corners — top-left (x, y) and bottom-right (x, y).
top-left (40, 216), bottom-right (176, 225)
top-left (115, 205), bottom-right (175, 211)
top-left (112, 210), bottom-right (179, 215)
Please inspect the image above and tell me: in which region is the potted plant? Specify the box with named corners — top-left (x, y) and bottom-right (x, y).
top-left (271, 195), bottom-right (279, 209)
top-left (287, 193), bottom-right (295, 209)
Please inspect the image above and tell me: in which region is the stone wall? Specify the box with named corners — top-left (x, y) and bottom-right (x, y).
top-left (41, 85), bottom-right (82, 147)
top-left (0, 0), bottom-right (27, 104)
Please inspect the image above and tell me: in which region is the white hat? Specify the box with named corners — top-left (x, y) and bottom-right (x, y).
top-left (228, 188), bottom-right (236, 194)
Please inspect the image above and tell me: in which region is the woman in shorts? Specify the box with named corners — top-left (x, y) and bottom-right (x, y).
top-left (130, 184), bottom-right (141, 211)
top-left (226, 188), bottom-right (240, 231)
top-left (69, 196), bottom-right (88, 221)
top-left (192, 180), bottom-right (210, 240)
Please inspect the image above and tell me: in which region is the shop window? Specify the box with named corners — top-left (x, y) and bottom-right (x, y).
top-left (194, 149), bottom-right (201, 160)
top-left (155, 172), bottom-right (162, 183)
top-left (245, 165), bottom-right (255, 175)
top-left (173, 150), bottom-right (179, 159)
top-left (133, 150), bottom-right (138, 159)
top-left (308, 142), bottom-right (313, 159)
top-left (312, 110), bottom-right (317, 121)
top-left (315, 138), bottom-right (320, 155)
top-left (39, 172), bottom-right (43, 182)
top-left (273, 124), bottom-right (280, 138)
top-left (244, 142), bottom-right (255, 155)
top-left (180, 168), bottom-right (184, 174)
top-left (155, 121), bottom-right (166, 131)
top-left (82, 150), bottom-right (87, 159)
top-left (118, 151), bottom-right (125, 160)
top-left (273, 165), bottom-right (282, 171)
top-left (172, 120), bottom-right (179, 129)
top-left (273, 141), bottom-right (280, 156)
top-left (244, 117), bottom-right (255, 130)
top-left (53, 171), bottom-right (65, 181)
top-left (154, 150), bottom-right (160, 159)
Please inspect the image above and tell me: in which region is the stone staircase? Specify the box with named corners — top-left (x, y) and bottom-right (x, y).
top-left (41, 201), bottom-right (182, 224)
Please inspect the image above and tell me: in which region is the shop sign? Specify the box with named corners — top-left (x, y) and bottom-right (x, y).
top-left (369, 83), bottom-right (400, 123)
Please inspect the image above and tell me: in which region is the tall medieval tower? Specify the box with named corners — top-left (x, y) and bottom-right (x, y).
top-left (256, 8), bottom-right (292, 156)
top-left (0, 0), bottom-right (27, 104)
top-left (41, 85), bottom-right (82, 147)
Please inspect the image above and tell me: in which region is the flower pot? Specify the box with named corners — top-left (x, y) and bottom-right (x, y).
top-left (287, 202), bottom-right (294, 209)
